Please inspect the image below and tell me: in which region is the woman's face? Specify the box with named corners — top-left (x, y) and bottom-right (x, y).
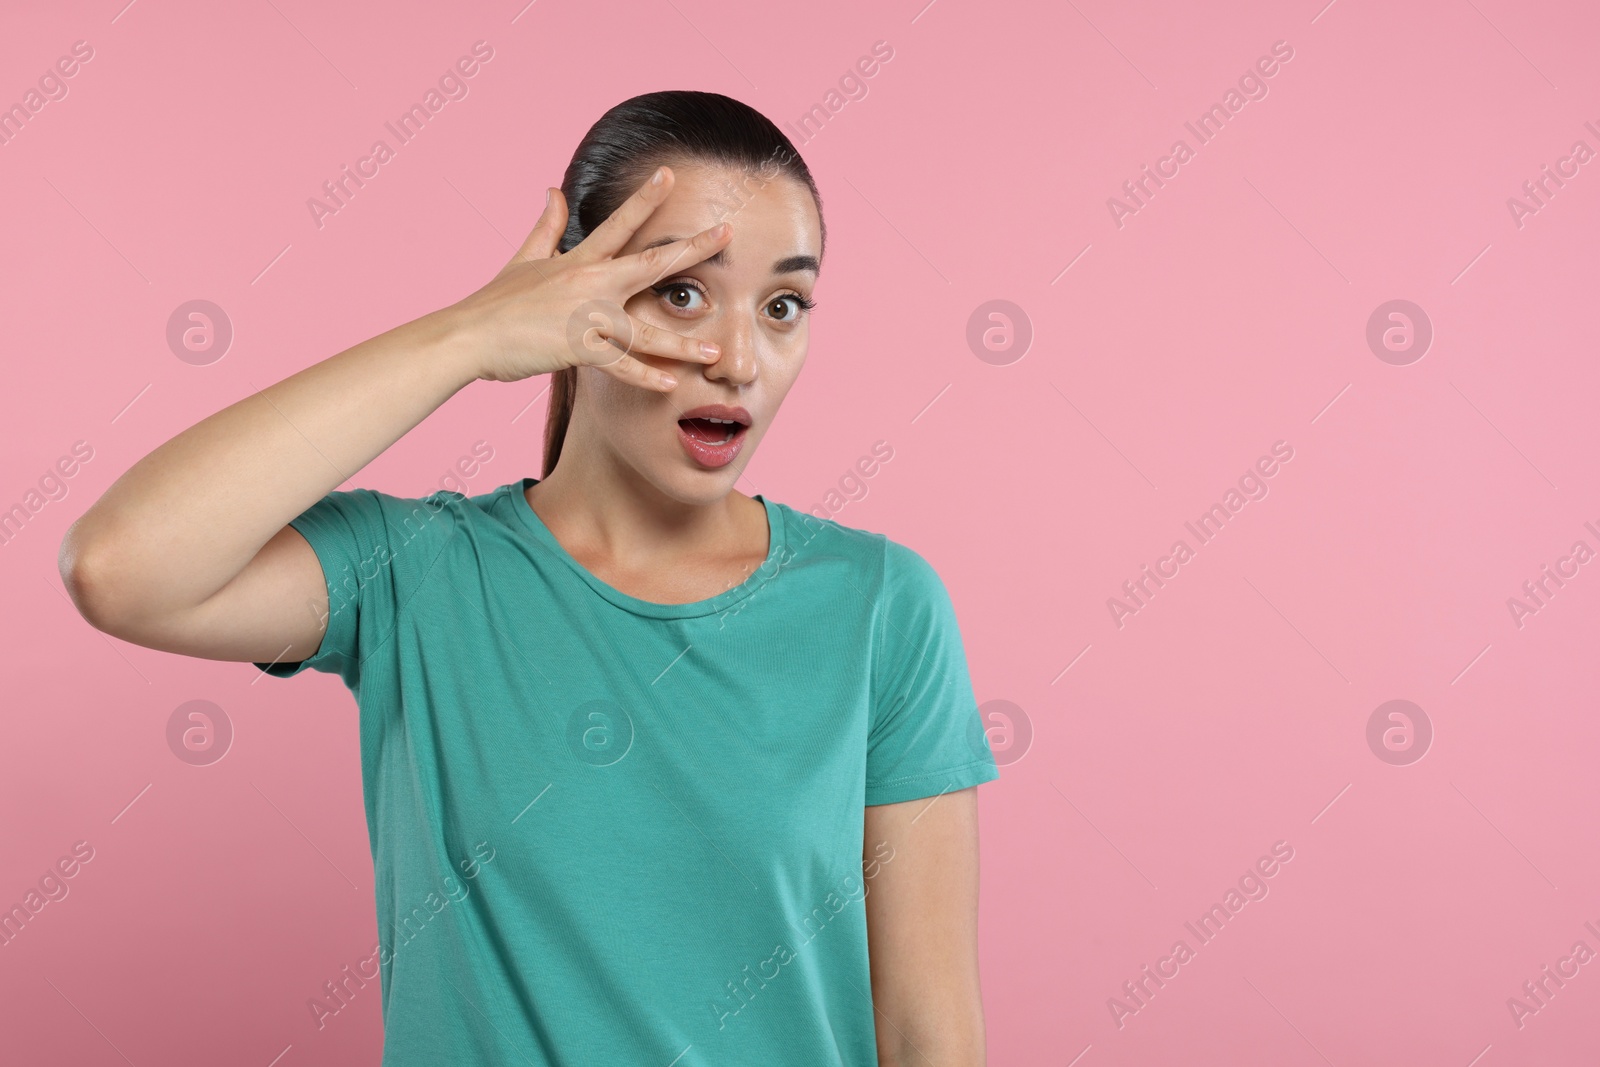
top-left (567, 161), bottom-right (822, 506)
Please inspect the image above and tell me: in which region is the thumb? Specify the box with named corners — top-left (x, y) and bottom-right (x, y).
top-left (505, 187), bottom-right (565, 269)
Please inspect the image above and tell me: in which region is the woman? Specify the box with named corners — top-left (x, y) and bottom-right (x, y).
top-left (61, 90), bottom-right (999, 1065)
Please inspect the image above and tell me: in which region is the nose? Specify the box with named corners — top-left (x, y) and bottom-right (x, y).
top-left (700, 314), bottom-right (758, 386)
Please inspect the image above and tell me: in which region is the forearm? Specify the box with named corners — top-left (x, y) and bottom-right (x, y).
top-left (62, 306), bottom-right (480, 623)
top-left (864, 790), bottom-right (988, 1067)
top-left (874, 990), bottom-right (986, 1066)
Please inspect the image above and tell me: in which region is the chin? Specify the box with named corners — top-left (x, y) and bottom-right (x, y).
top-left (663, 464), bottom-right (746, 506)
top-left (616, 452), bottom-right (738, 509)
top-left (649, 422), bottom-right (764, 504)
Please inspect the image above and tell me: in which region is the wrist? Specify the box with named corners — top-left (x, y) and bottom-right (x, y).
top-left (408, 303), bottom-right (485, 387)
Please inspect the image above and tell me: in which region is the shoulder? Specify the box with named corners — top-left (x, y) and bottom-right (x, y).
top-left (360, 477), bottom-right (521, 528)
top-left (768, 499), bottom-right (892, 581)
top-left (768, 500), bottom-right (947, 603)
top-left (770, 499), bottom-right (874, 550)
top-left (386, 478), bottom-right (533, 559)
top-left (334, 484), bottom-right (470, 541)
top-left (293, 480), bottom-right (518, 572)
top-left (878, 537), bottom-right (954, 623)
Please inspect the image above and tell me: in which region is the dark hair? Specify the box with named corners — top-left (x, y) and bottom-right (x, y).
top-left (541, 90), bottom-right (825, 478)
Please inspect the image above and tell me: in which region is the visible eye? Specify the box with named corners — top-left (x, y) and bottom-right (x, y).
top-left (767, 292), bottom-right (817, 323)
top-left (650, 280), bottom-right (818, 323)
top-left (652, 280), bottom-right (706, 311)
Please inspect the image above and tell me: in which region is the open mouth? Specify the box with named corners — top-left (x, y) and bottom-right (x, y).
top-left (677, 416), bottom-right (748, 446)
top-left (676, 409), bottom-right (752, 469)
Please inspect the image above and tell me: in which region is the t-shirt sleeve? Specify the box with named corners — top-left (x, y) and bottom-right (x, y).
top-left (864, 538), bottom-right (1001, 806)
top-left (253, 487), bottom-right (456, 690)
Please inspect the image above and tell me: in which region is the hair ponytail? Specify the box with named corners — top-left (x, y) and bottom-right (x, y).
top-left (541, 366), bottom-right (577, 478)
top-left (538, 90), bottom-right (824, 479)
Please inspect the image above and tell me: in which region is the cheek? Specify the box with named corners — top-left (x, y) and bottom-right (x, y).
top-left (763, 331), bottom-right (807, 380)
top-left (746, 346), bottom-right (805, 420)
top-left (577, 367), bottom-right (655, 428)
top-left (576, 369), bottom-right (681, 447)
top-left (621, 289), bottom-right (658, 321)
top-left (773, 343), bottom-right (805, 382)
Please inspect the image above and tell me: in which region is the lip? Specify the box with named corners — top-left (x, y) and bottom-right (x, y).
top-left (676, 403), bottom-right (752, 470)
top-left (678, 404), bottom-right (751, 426)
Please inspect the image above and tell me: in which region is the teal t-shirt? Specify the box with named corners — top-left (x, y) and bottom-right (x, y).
top-left (256, 476), bottom-right (999, 1065)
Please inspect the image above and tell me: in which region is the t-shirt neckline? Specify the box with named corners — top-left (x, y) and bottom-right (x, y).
top-left (508, 477), bottom-right (788, 620)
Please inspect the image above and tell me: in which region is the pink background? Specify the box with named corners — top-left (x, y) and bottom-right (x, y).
top-left (4, 0), bottom-right (1599, 1063)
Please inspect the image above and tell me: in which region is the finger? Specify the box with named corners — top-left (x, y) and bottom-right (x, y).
top-left (565, 299), bottom-right (640, 367)
top-left (564, 165), bottom-right (674, 264)
top-left (592, 349), bottom-right (681, 393)
top-left (503, 187), bottom-right (566, 271)
top-left (613, 220), bottom-right (732, 292)
top-left (626, 317), bottom-right (722, 366)
top-left (565, 303), bottom-right (719, 370)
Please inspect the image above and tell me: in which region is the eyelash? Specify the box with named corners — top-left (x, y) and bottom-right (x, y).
top-left (651, 279), bottom-right (817, 319)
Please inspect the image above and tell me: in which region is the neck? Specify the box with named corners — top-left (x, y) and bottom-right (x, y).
top-left (526, 445), bottom-right (758, 569)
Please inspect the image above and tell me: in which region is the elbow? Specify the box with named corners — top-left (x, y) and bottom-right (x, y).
top-left (59, 523), bottom-right (132, 634)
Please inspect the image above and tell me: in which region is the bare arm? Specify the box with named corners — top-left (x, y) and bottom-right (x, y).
top-left (59, 166), bottom-right (733, 664)
top-left (58, 308), bottom-right (481, 663)
top-left (863, 787), bottom-right (987, 1066)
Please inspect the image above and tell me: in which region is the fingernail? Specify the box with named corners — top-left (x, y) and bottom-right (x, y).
top-left (700, 342), bottom-right (720, 356)
top-left (712, 222), bottom-right (729, 237)
top-left (659, 372), bottom-right (677, 388)
top-left (651, 167), bottom-right (664, 186)
top-left (545, 187), bottom-right (553, 209)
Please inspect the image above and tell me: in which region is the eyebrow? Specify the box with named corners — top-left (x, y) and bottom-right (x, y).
top-left (639, 235), bottom-right (819, 276)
